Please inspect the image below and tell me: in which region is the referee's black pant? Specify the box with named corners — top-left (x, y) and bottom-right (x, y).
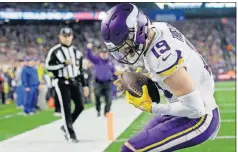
top-left (55, 78), bottom-right (84, 139)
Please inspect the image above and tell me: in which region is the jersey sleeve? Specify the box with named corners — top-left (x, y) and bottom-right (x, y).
top-left (146, 22), bottom-right (188, 81)
top-left (157, 49), bottom-right (184, 75)
top-left (148, 49), bottom-right (185, 81)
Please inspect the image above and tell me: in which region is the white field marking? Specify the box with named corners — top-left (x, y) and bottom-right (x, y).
top-left (215, 136), bottom-right (236, 139)
top-left (215, 88), bottom-right (235, 91)
top-left (0, 109), bottom-right (53, 120)
top-left (221, 119), bottom-right (235, 123)
top-left (218, 103), bottom-right (235, 107)
top-left (215, 82), bottom-right (235, 85)
top-left (215, 81), bottom-right (235, 84)
top-left (3, 114), bottom-right (13, 119)
top-left (220, 110), bottom-right (236, 113)
top-left (0, 112), bottom-right (24, 120)
top-left (114, 136), bottom-right (236, 142)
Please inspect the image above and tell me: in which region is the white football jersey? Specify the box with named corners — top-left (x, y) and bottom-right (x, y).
top-left (143, 22), bottom-right (218, 114)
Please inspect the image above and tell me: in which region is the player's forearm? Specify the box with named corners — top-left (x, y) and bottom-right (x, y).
top-left (152, 102), bottom-right (199, 118)
top-left (152, 89), bottom-right (206, 118)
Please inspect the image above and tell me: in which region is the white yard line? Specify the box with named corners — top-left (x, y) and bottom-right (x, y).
top-left (215, 82), bottom-right (235, 85)
top-left (215, 136), bottom-right (236, 139)
top-left (218, 103), bottom-right (235, 107)
top-left (0, 112), bottom-right (26, 120)
top-left (220, 110), bottom-right (236, 114)
top-left (215, 88), bottom-right (235, 91)
top-left (221, 119), bottom-right (235, 123)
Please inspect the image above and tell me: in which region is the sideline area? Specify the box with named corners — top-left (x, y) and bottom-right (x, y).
top-left (0, 98), bottom-right (142, 152)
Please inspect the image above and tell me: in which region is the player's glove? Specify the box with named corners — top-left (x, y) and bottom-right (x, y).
top-left (134, 67), bottom-right (151, 78)
top-left (126, 85), bottom-right (152, 112)
top-left (113, 67), bottom-right (150, 95)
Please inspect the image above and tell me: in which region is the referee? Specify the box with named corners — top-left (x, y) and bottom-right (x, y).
top-left (45, 27), bottom-right (89, 143)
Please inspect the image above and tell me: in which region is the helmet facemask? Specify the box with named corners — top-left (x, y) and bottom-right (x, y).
top-left (108, 31), bottom-right (146, 64)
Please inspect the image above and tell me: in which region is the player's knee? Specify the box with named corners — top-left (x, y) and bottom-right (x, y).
top-left (121, 144), bottom-right (134, 152)
top-left (121, 142), bottom-right (137, 152)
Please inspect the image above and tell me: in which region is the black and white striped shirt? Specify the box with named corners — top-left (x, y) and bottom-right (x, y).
top-left (45, 44), bottom-right (86, 86)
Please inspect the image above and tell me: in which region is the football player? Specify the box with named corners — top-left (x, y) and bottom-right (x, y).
top-left (100, 3), bottom-right (220, 152)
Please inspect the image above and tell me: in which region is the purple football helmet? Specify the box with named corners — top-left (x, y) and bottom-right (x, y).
top-left (101, 3), bottom-right (150, 64)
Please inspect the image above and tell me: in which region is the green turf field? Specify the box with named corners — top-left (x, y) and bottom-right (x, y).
top-left (0, 81), bottom-right (235, 151)
top-left (105, 81), bottom-right (236, 152)
top-left (0, 103), bottom-right (94, 141)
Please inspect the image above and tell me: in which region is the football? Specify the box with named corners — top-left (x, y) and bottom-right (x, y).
top-left (120, 72), bottom-right (160, 104)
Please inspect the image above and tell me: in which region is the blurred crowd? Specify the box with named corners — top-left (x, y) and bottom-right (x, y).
top-left (0, 21), bottom-right (101, 62)
top-left (170, 18), bottom-right (236, 74)
top-left (0, 55), bottom-right (119, 114)
top-left (0, 18), bottom-right (235, 74)
top-left (0, 18), bottom-right (236, 109)
top-left (0, 58), bottom-right (44, 108)
top-left (0, 2), bottom-right (109, 11)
